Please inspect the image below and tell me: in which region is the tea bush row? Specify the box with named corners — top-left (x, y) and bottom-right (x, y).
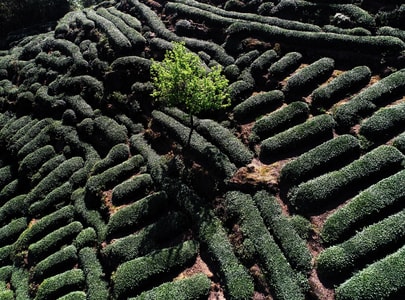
top-left (196, 119), bottom-right (254, 166)
top-left (250, 101), bottom-right (309, 143)
top-left (111, 173), bottom-right (153, 206)
top-left (260, 114), bottom-right (335, 162)
top-left (152, 110), bottom-right (236, 179)
top-left (333, 68), bottom-right (405, 129)
top-left (106, 191), bottom-right (169, 239)
top-left (16, 122), bottom-right (55, 160)
top-left (393, 132), bottom-right (405, 153)
top-left (335, 244), bottom-right (405, 300)
top-left (0, 217), bottom-right (27, 246)
top-left (317, 209), bottom-right (405, 278)
top-left (226, 191), bottom-right (307, 300)
top-left (251, 49), bottom-right (279, 80)
top-left (112, 240), bottom-right (199, 299)
top-left (233, 90), bottom-right (284, 121)
top-left (131, 273), bottom-right (211, 300)
top-left (311, 65), bottom-right (371, 112)
top-left (321, 169), bottom-right (405, 244)
top-left (176, 184), bottom-right (254, 300)
top-left (106, 7), bottom-right (142, 31)
top-left (0, 195), bottom-right (27, 228)
top-left (280, 134), bottom-right (360, 187)
top-left (268, 51), bottom-right (303, 79)
top-left (253, 191), bottom-right (312, 273)
top-left (289, 145), bottom-right (404, 214)
top-left (102, 211), bottom-right (187, 268)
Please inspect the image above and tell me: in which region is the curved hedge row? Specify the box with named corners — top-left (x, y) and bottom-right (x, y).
top-left (335, 244), bottom-right (405, 300)
top-left (288, 145), bottom-right (404, 214)
top-left (321, 169), bottom-right (405, 245)
top-left (268, 51), bottom-right (303, 79)
top-left (111, 174), bottom-right (153, 206)
top-left (259, 114), bottom-right (335, 162)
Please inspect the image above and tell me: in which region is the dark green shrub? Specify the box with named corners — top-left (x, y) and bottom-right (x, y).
top-left (29, 182), bottom-right (73, 218)
top-left (393, 132), bottom-right (405, 153)
top-left (32, 245), bottom-right (78, 281)
top-left (0, 165), bottom-right (14, 191)
top-left (35, 269), bottom-right (85, 300)
top-left (321, 169), bottom-right (405, 245)
top-left (235, 50), bottom-right (260, 69)
top-left (226, 191), bottom-right (307, 300)
top-left (25, 157), bottom-right (84, 206)
top-left (18, 145), bottom-right (56, 182)
top-left (282, 57), bottom-right (335, 97)
top-left (0, 266), bottom-right (12, 281)
top-left (57, 291), bottom-right (87, 300)
top-left (64, 95), bottom-right (94, 120)
top-left (111, 174), bottom-right (153, 206)
top-left (79, 247), bottom-right (109, 300)
top-left (250, 101), bottom-right (309, 142)
top-left (0, 217), bottom-right (27, 246)
top-left (131, 273), bottom-right (211, 300)
top-left (233, 90), bottom-right (284, 121)
top-left (333, 68), bottom-right (405, 129)
top-left (260, 114), bottom-right (335, 162)
top-left (111, 56), bottom-right (152, 82)
top-left (253, 191), bottom-right (312, 273)
top-left (10, 267), bottom-right (30, 300)
top-left (28, 221), bottom-right (83, 263)
top-left (196, 119), bottom-right (254, 166)
top-left (16, 123), bottom-right (55, 161)
top-left (251, 49), bottom-right (278, 80)
top-left (377, 26), bottom-right (405, 41)
top-left (323, 25), bottom-right (371, 36)
top-left (228, 80), bottom-right (254, 103)
top-left (91, 143), bottom-right (129, 175)
top-left (289, 145), bottom-right (404, 214)
top-left (280, 134), bottom-right (360, 187)
top-left (359, 102), bottom-right (405, 144)
top-left (106, 191), bottom-right (168, 239)
top-left (112, 240), bottom-right (199, 299)
top-left (311, 65), bottom-right (371, 112)
top-left (0, 195), bottom-right (27, 227)
top-left (102, 211), bottom-right (187, 268)
top-left (106, 7), bottom-right (141, 31)
top-left (335, 245), bottom-right (405, 300)
top-left (73, 227), bottom-right (97, 250)
top-left (0, 115), bottom-right (32, 148)
top-left (85, 8), bottom-right (131, 54)
top-left (0, 245), bottom-right (12, 265)
top-left (0, 179), bottom-right (19, 204)
top-left (317, 209), bottom-right (405, 278)
top-left (86, 155), bottom-right (144, 196)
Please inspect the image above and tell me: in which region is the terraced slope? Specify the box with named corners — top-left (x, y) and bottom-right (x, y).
top-left (0, 0), bottom-right (404, 299)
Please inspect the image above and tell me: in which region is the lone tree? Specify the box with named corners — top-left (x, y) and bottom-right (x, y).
top-left (150, 42), bottom-right (230, 147)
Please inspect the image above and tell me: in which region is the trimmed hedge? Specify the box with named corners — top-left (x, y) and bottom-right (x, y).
top-left (102, 211), bottom-right (187, 267)
top-left (0, 217), bottom-right (27, 246)
top-left (0, 179), bottom-right (20, 204)
top-left (233, 90), bottom-right (284, 121)
top-left (311, 65), bottom-right (371, 112)
top-left (0, 165), bottom-right (14, 191)
top-left (107, 7), bottom-right (141, 31)
top-left (253, 191), bottom-right (312, 273)
top-left (152, 110), bottom-right (237, 179)
top-left (335, 244), bottom-right (405, 300)
top-left (79, 247), bottom-right (109, 300)
top-left (25, 157), bottom-right (84, 206)
top-left (333, 68), bottom-right (405, 129)
top-left (57, 291), bottom-right (87, 300)
top-left (280, 134), bottom-right (360, 187)
top-left (393, 131), bottom-right (405, 153)
top-left (251, 49), bottom-right (278, 80)
top-left (251, 101), bottom-right (309, 142)
top-left (196, 119), bottom-right (254, 166)
top-left (91, 143), bottom-right (130, 175)
top-left (28, 221), bottom-right (83, 263)
top-left (10, 267), bottom-right (30, 300)
top-left (289, 145), bottom-right (404, 214)
top-left (64, 95), bottom-right (94, 120)
top-left (131, 273), bottom-right (211, 300)
top-left (176, 185), bottom-right (254, 300)
top-left (260, 114), bottom-right (335, 162)
top-left (112, 240), bottom-right (199, 299)
top-left (73, 227), bottom-right (97, 250)
top-left (317, 209), bottom-right (405, 278)
top-left (321, 169), bottom-right (405, 245)
top-left (86, 155), bottom-right (144, 197)
top-left (226, 191), bottom-right (307, 300)
top-left (282, 57), bottom-right (335, 97)
top-left (258, 45), bottom-right (290, 77)
top-left (30, 154), bottom-right (66, 186)
top-left (359, 102), bottom-right (405, 144)
top-left (16, 123), bottom-right (55, 161)
top-left (111, 174), bottom-right (153, 206)
top-left (32, 245), bottom-right (78, 282)
top-left (0, 115), bottom-right (32, 148)
top-left (106, 191), bottom-right (168, 239)
top-left (235, 50), bottom-right (260, 69)
top-left (34, 269), bottom-right (85, 300)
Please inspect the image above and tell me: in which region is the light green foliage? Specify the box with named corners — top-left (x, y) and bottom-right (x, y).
top-left (151, 42), bottom-right (230, 116)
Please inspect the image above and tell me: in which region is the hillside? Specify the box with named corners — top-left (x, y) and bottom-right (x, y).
top-left (0, 0), bottom-right (404, 299)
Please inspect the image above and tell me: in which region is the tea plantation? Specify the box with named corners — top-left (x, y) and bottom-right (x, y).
top-left (0, 0), bottom-right (404, 299)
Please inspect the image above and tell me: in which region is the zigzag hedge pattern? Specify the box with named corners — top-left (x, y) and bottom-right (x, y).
top-left (0, 0), bottom-right (404, 299)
